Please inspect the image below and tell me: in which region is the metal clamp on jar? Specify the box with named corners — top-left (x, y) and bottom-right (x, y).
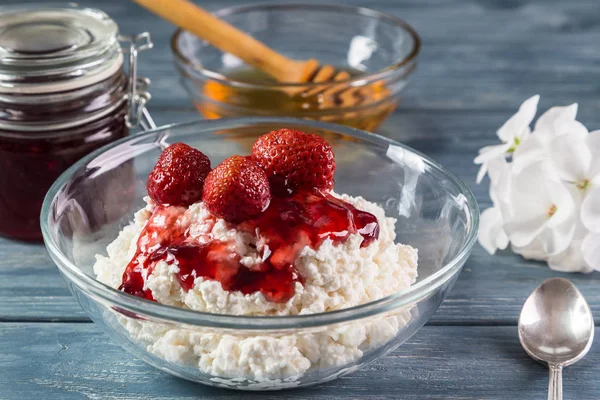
top-left (0, 4), bottom-right (154, 240)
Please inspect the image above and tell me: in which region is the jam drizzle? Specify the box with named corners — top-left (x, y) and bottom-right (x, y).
top-left (119, 190), bottom-right (379, 303)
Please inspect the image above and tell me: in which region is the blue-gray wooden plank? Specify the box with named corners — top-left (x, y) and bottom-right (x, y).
top-left (2, 0), bottom-right (600, 398)
top-left (2, 109), bottom-right (599, 323)
top-left (66, 0), bottom-right (600, 111)
top-left (1, 323), bottom-right (598, 399)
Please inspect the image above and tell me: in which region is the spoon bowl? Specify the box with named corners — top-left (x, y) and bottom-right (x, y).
top-left (519, 277), bottom-right (594, 399)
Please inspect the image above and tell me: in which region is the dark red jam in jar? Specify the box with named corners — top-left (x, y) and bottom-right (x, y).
top-left (0, 5), bottom-right (153, 240)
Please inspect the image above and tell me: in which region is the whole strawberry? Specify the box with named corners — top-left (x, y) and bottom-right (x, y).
top-left (252, 129), bottom-right (335, 194)
top-left (203, 156), bottom-right (271, 222)
top-left (147, 143), bottom-right (211, 206)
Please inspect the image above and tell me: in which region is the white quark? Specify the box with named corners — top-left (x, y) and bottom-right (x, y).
top-left (94, 194), bottom-right (418, 387)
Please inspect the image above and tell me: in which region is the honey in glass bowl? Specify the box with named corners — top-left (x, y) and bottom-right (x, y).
top-left (171, 4), bottom-right (420, 133)
top-left (197, 66), bottom-right (398, 132)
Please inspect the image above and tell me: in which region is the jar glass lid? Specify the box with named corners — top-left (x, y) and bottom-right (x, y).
top-left (0, 3), bottom-right (122, 94)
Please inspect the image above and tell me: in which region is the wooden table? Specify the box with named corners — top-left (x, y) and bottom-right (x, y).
top-left (1, 0), bottom-right (599, 398)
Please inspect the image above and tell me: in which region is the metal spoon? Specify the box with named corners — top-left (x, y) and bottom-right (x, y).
top-left (519, 278), bottom-right (594, 400)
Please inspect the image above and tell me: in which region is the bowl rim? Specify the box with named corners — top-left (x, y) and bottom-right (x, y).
top-left (170, 2), bottom-right (421, 89)
top-left (41, 116), bottom-right (479, 330)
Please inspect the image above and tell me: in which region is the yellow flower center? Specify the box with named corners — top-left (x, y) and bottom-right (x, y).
top-left (547, 204), bottom-right (557, 217)
top-left (576, 179), bottom-right (590, 191)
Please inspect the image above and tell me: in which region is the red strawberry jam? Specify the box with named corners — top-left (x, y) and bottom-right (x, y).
top-left (119, 190), bottom-right (379, 303)
top-left (241, 190), bottom-right (379, 269)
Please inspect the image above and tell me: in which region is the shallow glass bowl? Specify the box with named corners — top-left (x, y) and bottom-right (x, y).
top-left (42, 117), bottom-right (478, 390)
top-left (171, 4), bottom-right (420, 132)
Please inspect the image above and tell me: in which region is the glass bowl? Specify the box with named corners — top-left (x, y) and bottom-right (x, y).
top-left (42, 117), bottom-right (477, 390)
top-left (171, 4), bottom-right (420, 132)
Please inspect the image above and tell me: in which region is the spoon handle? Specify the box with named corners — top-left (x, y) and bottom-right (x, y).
top-left (548, 364), bottom-right (563, 400)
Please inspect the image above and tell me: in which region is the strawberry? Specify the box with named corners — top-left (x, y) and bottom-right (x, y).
top-left (251, 129), bottom-right (335, 194)
top-left (203, 156), bottom-right (271, 222)
top-left (147, 143), bottom-right (211, 206)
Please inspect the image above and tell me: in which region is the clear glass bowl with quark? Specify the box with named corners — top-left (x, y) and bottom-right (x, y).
top-left (42, 117), bottom-right (478, 390)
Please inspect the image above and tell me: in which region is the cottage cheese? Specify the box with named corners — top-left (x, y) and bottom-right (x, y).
top-left (94, 194), bottom-right (418, 387)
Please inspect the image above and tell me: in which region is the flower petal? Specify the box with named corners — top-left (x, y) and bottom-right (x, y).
top-left (581, 187), bottom-right (600, 233)
top-left (474, 144), bottom-right (509, 165)
top-left (488, 157), bottom-right (514, 219)
top-left (510, 163), bottom-right (556, 217)
top-left (496, 228), bottom-right (510, 250)
top-left (548, 240), bottom-right (592, 273)
top-left (497, 95), bottom-right (539, 142)
top-left (554, 119), bottom-right (589, 138)
top-left (538, 218), bottom-right (576, 256)
top-left (534, 103), bottom-right (578, 141)
top-left (478, 207), bottom-right (509, 255)
top-left (548, 129), bottom-right (591, 183)
top-left (512, 238), bottom-right (548, 261)
top-left (476, 163), bottom-right (488, 185)
top-left (548, 181), bottom-right (577, 227)
top-left (587, 130), bottom-right (600, 180)
top-left (504, 215), bottom-right (548, 247)
top-left (487, 156), bottom-right (511, 183)
top-left (582, 232), bottom-right (600, 271)
top-left (506, 165), bottom-right (575, 255)
top-left (474, 145), bottom-right (510, 184)
top-left (491, 190), bottom-right (513, 221)
top-left (512, 134), bottom-right (546, 174)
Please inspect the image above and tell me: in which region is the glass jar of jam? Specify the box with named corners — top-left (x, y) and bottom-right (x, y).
top-left (0, 4), bottom-right (154, 240)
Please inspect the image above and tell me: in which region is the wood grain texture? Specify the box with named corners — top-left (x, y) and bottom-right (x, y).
top-left (1, 323), bottom-right (598, 400)
top-left (2, 0), bottom-right (600, 397)
top-left (0, 239), bottom-right (87, 321)
top-left (2, 109), bottom-right (599, 324)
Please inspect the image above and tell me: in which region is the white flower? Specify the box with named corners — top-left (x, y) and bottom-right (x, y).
top-left (503, 163), bottom-right (576, 256)
top-left (474, 95), bottom-right (539, 183)
top-left (533, 103), bottom-right (578, 140)
top-left (475, 96), bottom-right (598, 273)
top-left (547, 124), bottom-right (600, 191)
top-left (512, 106), bottom-right (579, 174)
top-left (510, 160), bottom-right (593, 272)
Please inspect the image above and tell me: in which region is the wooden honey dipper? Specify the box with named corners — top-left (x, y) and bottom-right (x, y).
top-left (133, 0), bottom-right (372, 105)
